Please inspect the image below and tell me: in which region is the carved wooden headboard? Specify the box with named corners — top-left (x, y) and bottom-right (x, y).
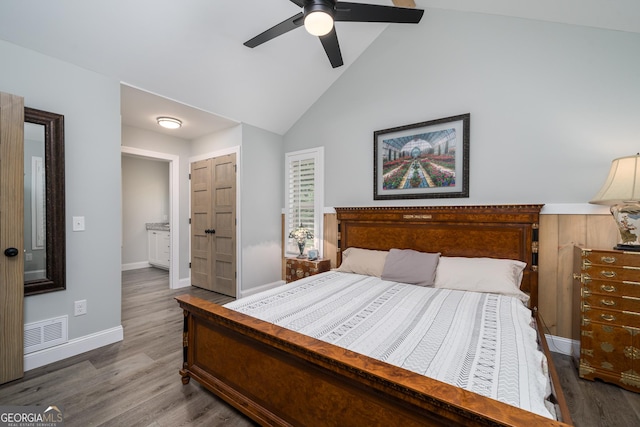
top-left (334, 205), bottom-right (543, 308)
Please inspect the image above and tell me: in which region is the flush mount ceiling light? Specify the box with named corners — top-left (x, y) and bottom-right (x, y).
top-left (156, 117), bottom-right (182, 129)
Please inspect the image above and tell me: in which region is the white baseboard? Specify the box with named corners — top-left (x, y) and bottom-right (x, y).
top-left (240, 280), bottom-right (286, 298)
top-left (24, 325), bottom-right (124, 371)
top-left (173, 277), bottom-right (191, 289)
top-left (121, 261), bottom-right (151, 271)
top-left (545, 334), bottom-right (576, 356)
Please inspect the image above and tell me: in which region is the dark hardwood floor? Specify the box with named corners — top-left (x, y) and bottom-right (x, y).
top-left (1, 267), bottom-right (639, 426)
top-left (550, 352), bottom-right (640, 427)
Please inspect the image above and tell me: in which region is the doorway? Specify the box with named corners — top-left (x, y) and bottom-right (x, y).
top-left (121, 146), bottom-right (180, 289)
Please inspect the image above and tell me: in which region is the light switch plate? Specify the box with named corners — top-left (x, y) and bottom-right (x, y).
top-left (72, 216), bottom-right (85, 231)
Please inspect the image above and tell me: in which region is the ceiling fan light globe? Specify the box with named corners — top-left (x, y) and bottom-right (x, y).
top-left (304, 11), bottom-right (333, 36)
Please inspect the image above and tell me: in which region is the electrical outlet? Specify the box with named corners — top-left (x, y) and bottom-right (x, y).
top-left (25, 252), bottom-right (33, 261)
top-left (74, 300), bottom-right (87, 316)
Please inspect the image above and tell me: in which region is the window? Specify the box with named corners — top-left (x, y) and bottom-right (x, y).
top-left (285, 147), bottom-right (324, 257)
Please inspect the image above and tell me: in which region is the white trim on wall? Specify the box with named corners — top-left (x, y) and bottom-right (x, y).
top-left (540, 203), bottom-right (610, 215)
top-left (24, 326), bottom-right (124, 371)
top-left (121, 261), bottom-right (152, 271)
top-left (189, 146), bottom-right (242, 296)
top-left (121, 146), bottom-right (180, 289)
top-left (545, 334), bottom-right (576, 357)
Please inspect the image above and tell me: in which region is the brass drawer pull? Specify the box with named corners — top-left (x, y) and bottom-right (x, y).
top-left (601, 256), bottom-right (617, 264)
top-left (600, 314), bottom-right (616, 322)
top-left (600, 299), bottom-right (616, 306)
top-left (600, 270), bottom-right (617, 278)
top-left (601, 284), bottom-right (617, 293)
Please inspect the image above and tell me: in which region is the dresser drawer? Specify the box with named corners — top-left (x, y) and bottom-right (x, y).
top-left (582, 292), bottom-right (640, 313)
top-left (582, 278), bottom-right (640, 299)
top-left (580, 322), bottom-right (634, 373)
top-left (581, 250), bottom-right (640, 267)
top-left (580, 263), bottom-right (640, 282)
top-left (583, 306), bottom-right (640, 326)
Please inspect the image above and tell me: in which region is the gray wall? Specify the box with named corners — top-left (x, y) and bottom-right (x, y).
top-left (284, 9), bottom-right (640, 209)
top-left (121, 156), bottom-right (169, 266)
top-left (240, 123), bottom-right (283, 290)
top-left (1, 39), bottom-right (122, 339)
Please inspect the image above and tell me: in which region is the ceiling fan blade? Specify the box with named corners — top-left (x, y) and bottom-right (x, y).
top-left (319, 29), bottom-right (343, 68)
top-left (335, 2), bottom-right (424, 23)
top-left (289, 0), bottom-right (305, 6)
top-left (392, 0), bottom-right (416, 7)
top-left (244, 12), bottom-right (304, 48)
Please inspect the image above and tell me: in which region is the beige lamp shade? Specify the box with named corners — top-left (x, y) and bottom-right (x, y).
top-left (591, 154), bottom-right (640, 250)
top-left (590, 154), bottom-right (640, 205)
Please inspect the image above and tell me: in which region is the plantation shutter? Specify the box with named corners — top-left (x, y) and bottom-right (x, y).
top-left (285, 148), bottom-right (324, 257)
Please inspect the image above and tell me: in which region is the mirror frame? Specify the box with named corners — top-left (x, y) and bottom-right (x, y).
top-left (24, 107), bottom-right (66, 296)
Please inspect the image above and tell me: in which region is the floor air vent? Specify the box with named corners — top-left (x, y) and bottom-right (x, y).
top-left (24, 315), bottom-right (68, 354)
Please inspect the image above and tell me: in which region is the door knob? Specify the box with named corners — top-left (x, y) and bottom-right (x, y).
top-left (4, 247), bottom-right (19, 257)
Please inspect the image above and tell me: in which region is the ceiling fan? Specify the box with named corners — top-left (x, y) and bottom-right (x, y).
top-left (244, 0), bottom-right (424, 68)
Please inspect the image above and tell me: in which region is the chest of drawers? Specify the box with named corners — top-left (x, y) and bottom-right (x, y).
top-left (573, 247), bottom-right (640, 392)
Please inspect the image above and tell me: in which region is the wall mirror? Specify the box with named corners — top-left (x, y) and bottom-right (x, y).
top-left (24, 107), bottom-right (65, 296)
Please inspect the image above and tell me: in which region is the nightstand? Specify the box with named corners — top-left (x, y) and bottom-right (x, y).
top-left (285, 257), bottom-right (331, 283)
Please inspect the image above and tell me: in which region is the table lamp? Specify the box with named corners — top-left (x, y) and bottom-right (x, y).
top-left (590, 154), bottom-right (640, 251)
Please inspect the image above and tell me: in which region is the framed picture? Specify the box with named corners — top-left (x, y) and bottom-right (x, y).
top-left (374, 113), bottom-right (470, 200)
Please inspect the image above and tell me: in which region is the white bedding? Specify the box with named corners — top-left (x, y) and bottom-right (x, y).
top-left (225, 271), bottom-right (555, 419)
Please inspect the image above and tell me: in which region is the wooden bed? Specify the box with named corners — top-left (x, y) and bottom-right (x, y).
top-left (176, 205), bottom-right (573, 426)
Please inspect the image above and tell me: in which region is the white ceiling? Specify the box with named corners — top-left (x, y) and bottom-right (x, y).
top-left (1, 0), bottom-right (639, 138)
top-left (120, 84), bottom-right (239, 140)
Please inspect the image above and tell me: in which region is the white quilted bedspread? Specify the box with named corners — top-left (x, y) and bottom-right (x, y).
top-left (225, 271), bottom-right (554, 419)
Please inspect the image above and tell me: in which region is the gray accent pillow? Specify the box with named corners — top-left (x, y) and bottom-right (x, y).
top-left (381, 249), bottom-right (440, 287)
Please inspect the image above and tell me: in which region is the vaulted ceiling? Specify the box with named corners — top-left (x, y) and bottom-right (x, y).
top-left (1, 0), bottom-right (638, 137)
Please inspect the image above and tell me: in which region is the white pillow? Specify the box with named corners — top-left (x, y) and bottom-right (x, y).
top-left (336, 247), bottom-right (388, 277)
top-left (434, 256), bottom-right (529, 303)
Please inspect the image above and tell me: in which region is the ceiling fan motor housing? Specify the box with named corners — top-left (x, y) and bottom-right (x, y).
top-left (303, 0), bottom-right (336, 19)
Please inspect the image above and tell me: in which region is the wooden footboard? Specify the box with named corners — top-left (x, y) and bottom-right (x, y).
top-left (177, 295), bottom-right (572, 427)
